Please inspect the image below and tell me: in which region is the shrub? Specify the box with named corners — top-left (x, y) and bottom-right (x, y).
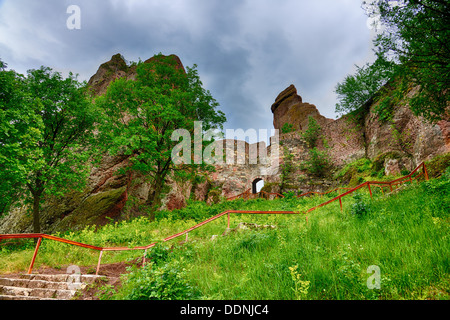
top-left (350, 193), bottom-right (370, 216)
top-left (425, 153), bottom-right (450, 178)
top-left (145, 243), bottom-right (171, 265)
top-left (302, 116), bottom-right (321, 148)
top-left (282, 191), bottom-right (296, 199)
top-left (122, 259), bottom-right (199, 300)
top-left (281, 123), bottom-right (295, 134)
top-left (303, 147), bottom-right (331, 177)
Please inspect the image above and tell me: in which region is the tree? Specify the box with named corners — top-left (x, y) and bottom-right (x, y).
top-left (335, 55), bottom-right (397, 116)
top-left (0, 64), bottom-right (97, 233)
top-left (336, 1), bottom-right (449, 122)
top-left (373, 0), bottom-right (450, 121)
top-left (0, 64), bottom-right (37, 216)
top-left (96, 54), bottom-right (226, 218)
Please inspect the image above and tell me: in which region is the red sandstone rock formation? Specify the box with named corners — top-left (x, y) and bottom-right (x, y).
top-left (271, 84), bottom-right (333, 131)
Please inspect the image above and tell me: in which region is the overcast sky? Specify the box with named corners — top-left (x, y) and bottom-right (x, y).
top-left (0, 0), bottom-right (377, 140)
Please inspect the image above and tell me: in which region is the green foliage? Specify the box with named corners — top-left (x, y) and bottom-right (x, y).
top-left (336, 158), bottom-right (381, 186)
top-left (335, 56), bottom-right (396, 116)
top-left (0, 58), bottom-right (6, 70)
top-left (300, 116), bottom-right (332, 178)
top-left (0, 63), bottom-right (97, 231)
top-left (303, 147), bottom-right (331, 177)
top-left (301, 116), bottom-right (321, 148)
top-left (145, 242), bottom-right (171, 265)
top-left (350, 193), bottom-right (371, 216)
top-left (373, 0), bottom-right (450, 122)
top-left (96, 54), bottom-right (226, 215)
top-left (281, 123), bottom-right (294, 134)
top-left (337, 1), bottom-right (449, 122)
top-left (282, 191), bottom-right (297, 199)
top-left (425, 153), bottom-right (450, 178)
top-left (119, 260), bottom-right (200, 300)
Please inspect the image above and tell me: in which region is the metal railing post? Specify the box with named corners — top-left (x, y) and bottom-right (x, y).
top-left (143, 249), bottom-right (147, 266)
top-left (28, 237), bottom-right (42, 275)
top-left (368, 183), bottom-right (373, 198)
top-left (424, 163), bottom-right (429, 180)
top-left (96, 250), bottom-right (104, 276)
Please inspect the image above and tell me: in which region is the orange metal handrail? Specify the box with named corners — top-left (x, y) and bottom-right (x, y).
top-left (0, 162), bottom-right (428, 276)
top-left (302, 162), bottom-right (427, 214)
top-left (0, 210), bottom-right (296, 275)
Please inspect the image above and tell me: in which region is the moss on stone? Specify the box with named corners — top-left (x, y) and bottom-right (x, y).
top-left (371, 151), bottom-right (403, 173)
top-left (335, 158), bottom-right (375, 187)
top-left (425, 153), bottom-right (450, 178)
top-left (55, 186), bottom-right (127, 231)
top-left (260, 182), bottom-right (280, 194)
top-left (207, 188), bottom-right (222, 204)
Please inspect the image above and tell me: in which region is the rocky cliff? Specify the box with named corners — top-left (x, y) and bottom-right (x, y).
top-left (1, 55), bottom-right (448, 235)
top-left (271, 84), bottom-right (334, 131)
top-left (272, 84), bottom-right (449, 172)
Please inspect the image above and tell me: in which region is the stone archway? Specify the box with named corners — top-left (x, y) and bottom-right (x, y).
top-left (252, 178), bottom-right (264, 194)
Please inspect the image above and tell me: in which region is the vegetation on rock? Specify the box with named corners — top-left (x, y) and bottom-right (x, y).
top-left (95, 54), bottom-right (226, 219)
top-left (336, 0), bottom-right (450, 122)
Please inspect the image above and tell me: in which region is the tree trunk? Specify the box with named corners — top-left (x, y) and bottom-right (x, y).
top-left (32, 191), bottom-right (42, 234)
top-left (28, 175), bottom-right (44, 235)
top-left (146, 173), bottom-right (166, 220)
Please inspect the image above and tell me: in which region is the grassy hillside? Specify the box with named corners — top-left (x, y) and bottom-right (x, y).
top-left (0, 170), bottom-right (449, 300)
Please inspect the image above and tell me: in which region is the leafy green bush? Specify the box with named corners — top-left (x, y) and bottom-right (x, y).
top-left (303, 147), bottom-right (331, 177)
top-left (425, 153), bottom-right (450, 178)
top-left (350, 193), bottom-right (370, 216)
top-left (282, 191), bottom-right (297, 199)
top-left (145, 243), bottom-right (172, 265)
top-left (302, 116), bottom-right (321, 148)
top-left (122, 259), bottom-right (200, 300)
top-left (281, 123), bottom-right (295, 134)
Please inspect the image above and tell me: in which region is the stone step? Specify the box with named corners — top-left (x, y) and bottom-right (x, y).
top-left (0, 285), bottom-right (76, 299)
top-left (0, 273), bottom-right (106, 300)
top-left (7, 273), bottom-right (103, 284)
top-left (0, 294), bottom-right (57, 301)
top-left (0, 278), bottom-right (72, 290)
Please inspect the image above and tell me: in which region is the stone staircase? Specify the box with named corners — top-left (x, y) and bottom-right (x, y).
top-left (0, 273), bottom-right (105, 300)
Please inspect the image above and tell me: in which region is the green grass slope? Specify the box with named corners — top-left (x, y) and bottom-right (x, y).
top-left (0, 171), bottom-right (449, 300)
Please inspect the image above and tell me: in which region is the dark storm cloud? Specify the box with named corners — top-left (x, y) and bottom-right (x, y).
top-left (0, 0), bottom-right (376, 138)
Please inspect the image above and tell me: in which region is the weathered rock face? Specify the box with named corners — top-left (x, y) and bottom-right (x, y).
top-left (273, 84), bottom-right (449, 169)
top-left (87, 54), bottom-right (130, 96)
top-left (320, 114), bottom-right (366, 167)
top-left (363, 86), bottom-right (449, 167)
top-left (87, 53), bottom-right (185, 95)
top-left (271, 84), bottom-right (333, 131)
